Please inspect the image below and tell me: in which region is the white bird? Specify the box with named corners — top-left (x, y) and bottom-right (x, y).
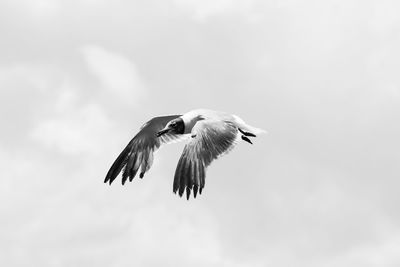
top-left (104, 109), bottom-right (266, 199)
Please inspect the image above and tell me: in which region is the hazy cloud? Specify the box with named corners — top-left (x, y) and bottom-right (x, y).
top-left (173, 0), bottom-right (261, 21)
top-left (81, 45), bottom-right (145, 103)
top-left (31, 101), bottom-right (112, 155)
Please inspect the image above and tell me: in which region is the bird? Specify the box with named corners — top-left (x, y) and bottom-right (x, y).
top-left (104, 109), bottom-right (266, 200)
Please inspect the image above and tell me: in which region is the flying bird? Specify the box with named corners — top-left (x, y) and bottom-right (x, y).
top-left (104, 109), bottom-right (266, 199)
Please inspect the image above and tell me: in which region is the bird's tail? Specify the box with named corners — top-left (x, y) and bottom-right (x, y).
top-left (232, 115), bottom-right (267, 136)
top-left (242, 125), bottom-right (267, 136)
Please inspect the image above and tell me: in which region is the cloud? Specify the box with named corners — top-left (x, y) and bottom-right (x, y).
top-left (1, 0), bottom-right (61, 19)
top-left (0, 63), bottom-right (67, 150)
top-left (0, 61), bottom-right (114, 156)
top-left (0, 63), bottom-right (61, 92)
top-left (81, 45), bottom-right (145, 103)
top-left (31, 100), bottom-right (113, 155)
top-left (27, 45), bottom-right (147, 156)
top-left (326, 231), bottom-right (400, 267)
top-left (173, 0), bottom-right (261, 22)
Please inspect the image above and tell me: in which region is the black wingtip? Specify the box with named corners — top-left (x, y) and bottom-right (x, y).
top-left (238, 128), bottom-right (256, 137)
top-left (105, 176), bottom-right (114, 185)
top-left (186, 187), bottom-right (191, 200)
top-left (241, 135), bottom-right (253, 144)
top-left (122, 169), bottom-right (129, 185)
top-left (178, 186), bottom-right (184, 197)
top-left (139, 172), bottom-right (144, 178)
top-left (104, 142), bottom-right (132, 186)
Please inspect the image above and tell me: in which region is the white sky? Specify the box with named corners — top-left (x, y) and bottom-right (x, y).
top-left (1, 0), bottom-right (400, 266)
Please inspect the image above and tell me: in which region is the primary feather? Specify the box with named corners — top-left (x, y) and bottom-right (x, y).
top-left (104, 115), bottom-right (182, 185)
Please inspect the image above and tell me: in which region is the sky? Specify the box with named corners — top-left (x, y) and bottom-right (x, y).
top-left (0, 0), bottom-right (400, 266)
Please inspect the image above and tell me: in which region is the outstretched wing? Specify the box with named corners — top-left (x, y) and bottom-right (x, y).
top-left (105, 115), bottom-right (185, 185)
top-left (173, 119), bottom-right (238, 199)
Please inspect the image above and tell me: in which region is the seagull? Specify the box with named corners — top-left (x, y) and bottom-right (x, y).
top-left (104, 109), bottom-right (266, 199)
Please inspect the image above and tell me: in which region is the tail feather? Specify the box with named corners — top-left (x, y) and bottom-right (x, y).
top-left (232, 115), bottom-right (267, 136)
top-left (241, 125), bottom-right (267, 136)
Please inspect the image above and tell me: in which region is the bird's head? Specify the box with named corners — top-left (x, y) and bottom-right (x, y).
top-left (156, 118), bottom-right (185, 137)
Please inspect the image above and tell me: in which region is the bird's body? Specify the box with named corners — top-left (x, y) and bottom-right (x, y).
top-left (105, 109), bottom-right (266, 199)
top-left (181, 109), bottom-right (263, 135)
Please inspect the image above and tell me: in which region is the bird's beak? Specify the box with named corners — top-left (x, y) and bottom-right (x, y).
top-left (156, 127), bottom-right (171, 137)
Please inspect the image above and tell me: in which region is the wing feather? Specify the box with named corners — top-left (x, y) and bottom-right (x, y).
top-left (127, 153), bottom-right (138, 182)
top-left (173, 119), bottom-right (238, 199)
top-left (105, 115), bottom-right (184, 185)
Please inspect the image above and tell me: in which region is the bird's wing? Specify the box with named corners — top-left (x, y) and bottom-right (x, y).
top-left (173, 119), bottom-right (239, 199)
top-left (105, 115), bottom-right (187, 185)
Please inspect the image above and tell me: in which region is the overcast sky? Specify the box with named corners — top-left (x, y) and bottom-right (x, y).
top-left (1, 0), bottom-right (400, 266)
